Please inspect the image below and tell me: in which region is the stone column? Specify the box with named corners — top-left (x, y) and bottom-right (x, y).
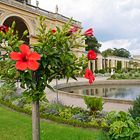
top-left (97, 58), bottom-right (102, 70)
top-left (111, 59), bottom-right (115, 68)
top-left (88, 61), bottom-right (91, 70)
top-left (122, 61), bottom-right (125, 68)
top-left (92, 60), bottom-right (95, 72)
top-left (107, 59), bottom-right (110, 68)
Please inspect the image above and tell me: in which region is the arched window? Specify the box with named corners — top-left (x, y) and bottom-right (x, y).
top-left (3, 16), bottom-right (29, 44)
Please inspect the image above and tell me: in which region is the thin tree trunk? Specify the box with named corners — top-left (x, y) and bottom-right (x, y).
top-left (32, 100), bottom-right (40, 140)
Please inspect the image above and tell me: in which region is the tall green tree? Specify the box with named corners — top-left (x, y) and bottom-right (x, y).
top-left (102, 48), bottom-right (131, 58)
top-left (113, 48), bottom-right (131, 58)
top-left (102, 48), bottom-right (114, 57)
top-left (85, 36), bottom-right (101, 53)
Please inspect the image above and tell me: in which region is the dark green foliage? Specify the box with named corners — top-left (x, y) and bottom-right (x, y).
top-left (113, 48), bottom-right (131, 58)
top-left (94, 69), bottom-right (99, 73)
top-left (84, 96), bottom-right (103, 115)
top-left (110, 70), bottom-right (140, 80)
top-left (117, 61), bottom-right (122, 70)
top-left (102, 48), bottom-right (131, 58)
top-left (85, 36), bottom-right (101, 53)
top-left (129, 96), bottom-right (140, 119)
top-left (105, 111), bottom-right (140, 140)
top-left (18, 17), bottom-right (86, 101)
top-left (106, 111), bottom-right (132, 123)
top-left (110, 74), bottom-right (116, 79)
top-left (0, 82), bottom-right (16, 101)
top-left (102, 48), bottom-right (114, 58)
top-left (0, 60), bottom-right (20, 83)
top-left (98, 69), bottom-right (106, 74)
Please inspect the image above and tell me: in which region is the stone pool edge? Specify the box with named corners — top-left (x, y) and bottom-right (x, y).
top-left (53, 80), bottom-right (140, 105)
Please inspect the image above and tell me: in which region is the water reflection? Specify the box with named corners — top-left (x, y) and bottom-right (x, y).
top-left (61, 85), bottom-right (140, 100)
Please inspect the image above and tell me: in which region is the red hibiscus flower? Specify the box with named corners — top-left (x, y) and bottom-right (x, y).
top-left (0, 25), bottom-right (8, 33)
top-left (84, 68), bottom-right (95, 84)
top-left (10, 44), bottom-right (41, 71)
top-left (84, 28), bottom-right (93, 36)
top-left (87, 50), bottom-right (97, 60)
top-left (69, 26), bottom-right (78, 33)
top-left (52, 29), bottom-right (56, 33)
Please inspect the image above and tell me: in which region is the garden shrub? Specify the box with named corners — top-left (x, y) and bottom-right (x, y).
top-left (89, 119), bottom-right (99, 127)
top-left (111, 74), bottom-right (117, 79)
top-left (0, 82), bottom-right (16, 101)
top-left (108, 120), bottom-right (140, 140)
top-left (116, 69), bottom-right (123, 74)
top-left (105, 111), bottom-right (133, 124)
top-left (129, 96), bottom-right (140, 119)
top-left (98, 69), bottom-right (106, 74)
top-left (0, 60), bottom-right (19, 83)
top-left (94, 69), bottom-right (98, 74)
top-left (71, 113), bottom-right (90, 122)
top-left (23, 104), bottom-right (32, 112)
top-left (84, 96), bottom-right (103, 115)
top-left (117, 61), bottom-right (122, 70)
top-left (105, 111), bottom-right (140, 140)
top-left (11, 96), bottom-right (31, 107)
top-left (59, 108), bottom-right (73, 119)
top-left (110, 70), bottom-right (140, 80)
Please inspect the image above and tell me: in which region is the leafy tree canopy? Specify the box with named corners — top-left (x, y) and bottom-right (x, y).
top-left (102, 48), bottom-right (131, 58)
top-left (85, 36), bottom-right (101, 53)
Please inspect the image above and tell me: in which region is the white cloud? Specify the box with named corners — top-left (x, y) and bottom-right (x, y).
top-left (101, 38), bottom-right (140, 55)
top-left (31, 0), bottom-right (140, 55)
top-left (101, 39), bottom-right (130, 51)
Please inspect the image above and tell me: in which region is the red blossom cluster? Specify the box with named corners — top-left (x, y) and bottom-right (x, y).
top-left (84, 68), bottom-right (95, 84)
top-left (9, 25), bottom-right (96, 84)
top-left (84, 28), bottom-right (97, 84)
top-left (87, 50), bottom-right (97, 60)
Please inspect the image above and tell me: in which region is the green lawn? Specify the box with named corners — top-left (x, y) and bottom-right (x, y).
top-left (0, 105), bottom-right (108, 140)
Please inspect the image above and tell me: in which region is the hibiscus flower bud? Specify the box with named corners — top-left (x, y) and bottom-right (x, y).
top-left (84, 28), bottom-right (93, 36)
top-left (87, 50), bottom-right (97, 60)
top-left (66, 26), bottom-right (78, 36)
top-left (69, 26), bottom-right (78, 33)
top-left (0, 25), bottom-right (9, 33)
top-left (52, 29), bottom-right (56, 33)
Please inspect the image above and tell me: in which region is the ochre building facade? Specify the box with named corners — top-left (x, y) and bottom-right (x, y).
top-left (0, 0), bottom-right (81, 44)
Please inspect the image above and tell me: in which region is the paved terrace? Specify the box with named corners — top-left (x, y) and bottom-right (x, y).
top-left (45, 77), bottom-right (132, 112)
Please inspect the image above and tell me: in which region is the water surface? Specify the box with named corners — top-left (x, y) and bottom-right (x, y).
top-left (60, 84), bottom-right (140, 100)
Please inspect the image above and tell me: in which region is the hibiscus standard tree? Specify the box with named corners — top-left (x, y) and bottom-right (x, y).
top-left (0, 17), bottom-right (96, 140)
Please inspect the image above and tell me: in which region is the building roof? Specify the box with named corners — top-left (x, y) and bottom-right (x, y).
top-left (0, 0), bottom-right (81, 27)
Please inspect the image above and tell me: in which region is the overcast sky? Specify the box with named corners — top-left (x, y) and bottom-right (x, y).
top-left (32, 0), bottom-right (140, 55)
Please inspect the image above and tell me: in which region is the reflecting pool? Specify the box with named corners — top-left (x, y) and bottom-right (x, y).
top-left (60, 84), bottom-right (140, 100)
